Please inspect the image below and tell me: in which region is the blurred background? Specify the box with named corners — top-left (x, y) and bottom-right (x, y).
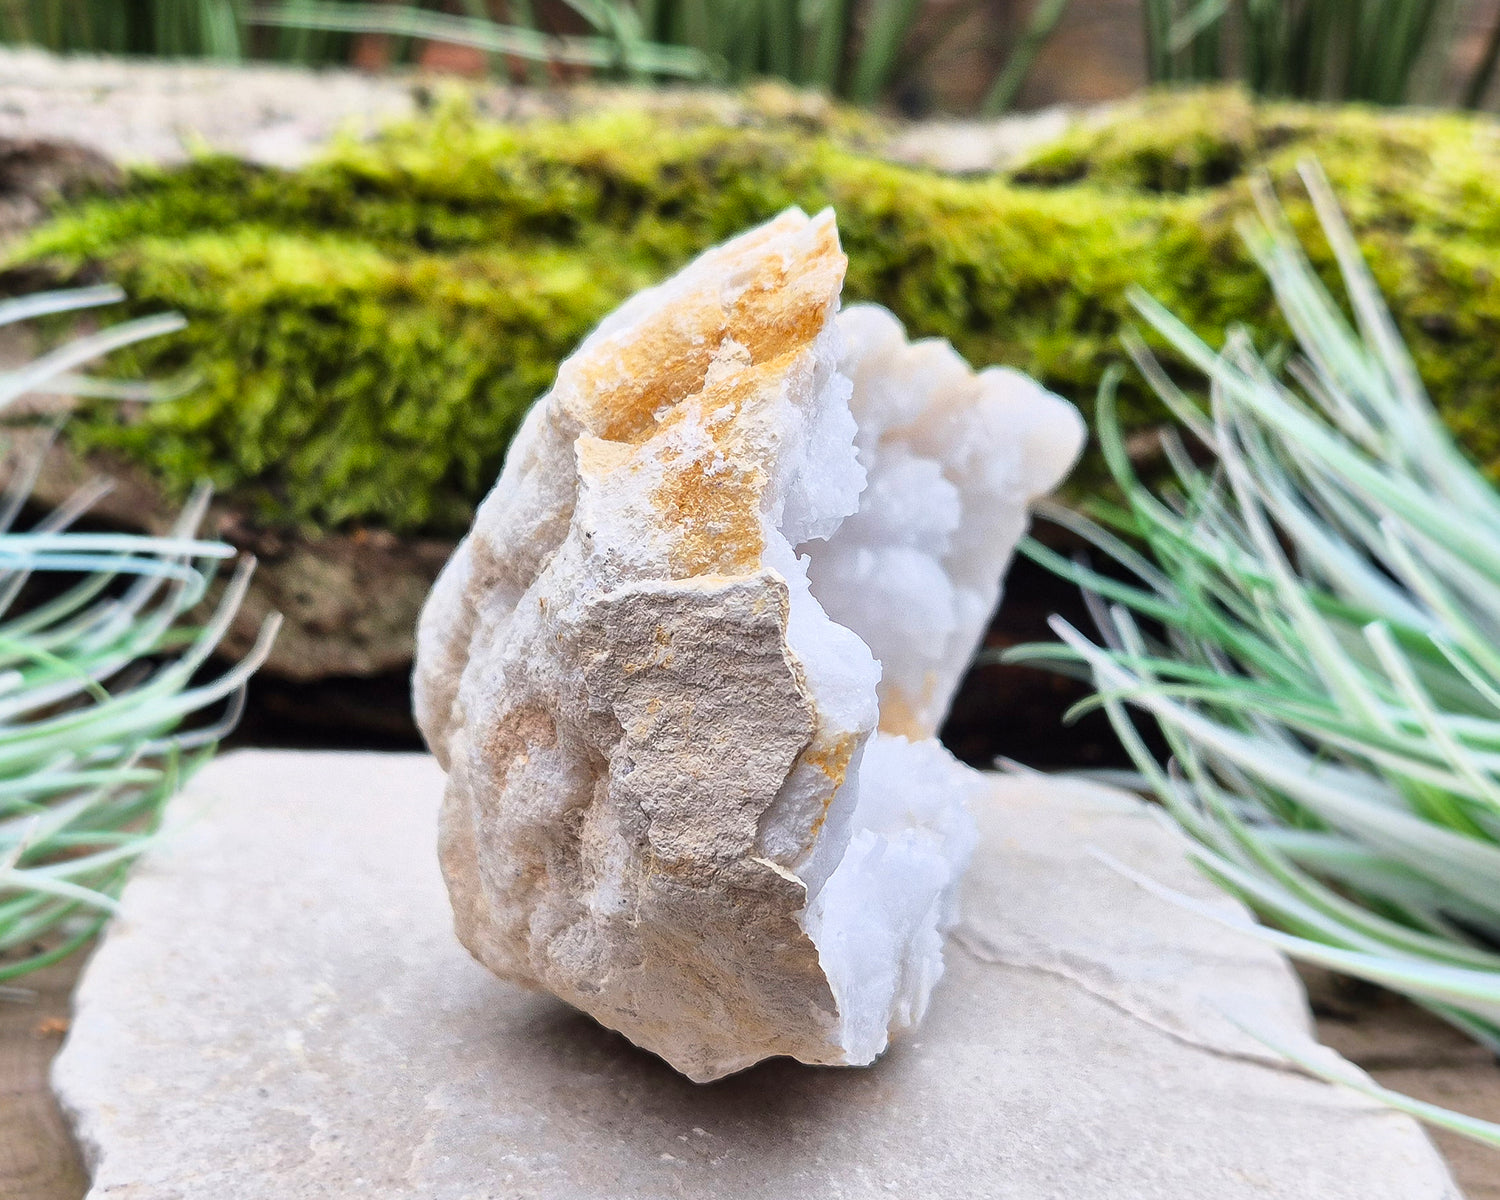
top-left (1, 0), bottom-right (1497, 114)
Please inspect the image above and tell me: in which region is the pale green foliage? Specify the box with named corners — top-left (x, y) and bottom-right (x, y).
top-left (1016, 165), bottom-right (1500, 1145)
top-left (0, 287), bottom-right (277, 984)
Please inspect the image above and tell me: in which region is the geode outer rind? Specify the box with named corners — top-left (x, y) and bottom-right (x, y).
top-left (415, 207), bottom-right (1083, 1081)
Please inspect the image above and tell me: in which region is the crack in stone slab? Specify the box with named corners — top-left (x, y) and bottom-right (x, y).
top-left (950, 924), bottom-right (1311, 1078)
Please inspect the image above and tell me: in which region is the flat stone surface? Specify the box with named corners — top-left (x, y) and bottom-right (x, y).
top-left (53, 751), bottom-right (1461, 1199)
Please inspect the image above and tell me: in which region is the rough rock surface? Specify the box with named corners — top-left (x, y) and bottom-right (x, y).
top-left (52, 750), bottom-right (1462, 1198)
top-left (413, 208), bottom-right (1084, 1080)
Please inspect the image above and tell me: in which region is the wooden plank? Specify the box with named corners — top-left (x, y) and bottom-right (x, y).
top-left (1376, 1066), bottom-right (1500, 1200)
top-left (1306, 966), bottom-right (1500, 1200)
top-left (0, 952), bottom-right (88, 1200)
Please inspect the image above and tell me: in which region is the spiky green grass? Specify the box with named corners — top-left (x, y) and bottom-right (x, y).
top-left (0, 286), bottom-right (277, 986)
top-left (1014, 164), bottom-right (1500, 1146)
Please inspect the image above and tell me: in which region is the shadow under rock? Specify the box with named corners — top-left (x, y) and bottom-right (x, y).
top-left (478, 992), bottom-right (901, 1181)
top-left (519, 996), bottom-right (889, 1110)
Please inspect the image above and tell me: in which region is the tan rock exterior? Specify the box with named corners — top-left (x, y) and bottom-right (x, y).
top-left (414, 207), bottom-right (1082, 1080)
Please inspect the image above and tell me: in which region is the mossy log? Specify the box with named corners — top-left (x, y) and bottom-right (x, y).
top-left (7, 87), bottom-right (1500, 537)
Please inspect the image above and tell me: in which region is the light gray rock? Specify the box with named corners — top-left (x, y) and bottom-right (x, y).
top-left (54, 750), bottom-right (1461, 1199)
top-left (0, 46), bottom-right (1093, 177)
top-left (883, 106), bottom-right (1075, 173)
top-left (0, 47), bottom-right (417, 168)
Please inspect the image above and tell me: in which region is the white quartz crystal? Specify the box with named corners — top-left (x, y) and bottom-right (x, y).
top-left (413, 207), bottom-right (1084, 1081)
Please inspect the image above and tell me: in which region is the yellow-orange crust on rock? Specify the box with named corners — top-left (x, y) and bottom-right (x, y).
top-left (556, 209), bottom-right (846, 449)
top-left (559, 210), bottom-right (848, 582)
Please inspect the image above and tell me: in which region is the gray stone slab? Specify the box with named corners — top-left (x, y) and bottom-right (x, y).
top-left (54, 750), bottom-right (1461, 1199)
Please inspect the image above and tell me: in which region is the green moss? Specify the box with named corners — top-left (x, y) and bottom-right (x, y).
top-left (69, 229), bottom-right (652, 531)
top-left (9, 89), bottom-right (1500, 535)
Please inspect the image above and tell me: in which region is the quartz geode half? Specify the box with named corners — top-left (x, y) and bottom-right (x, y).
top-left (413, 208), bottom-right (1083, 1081)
